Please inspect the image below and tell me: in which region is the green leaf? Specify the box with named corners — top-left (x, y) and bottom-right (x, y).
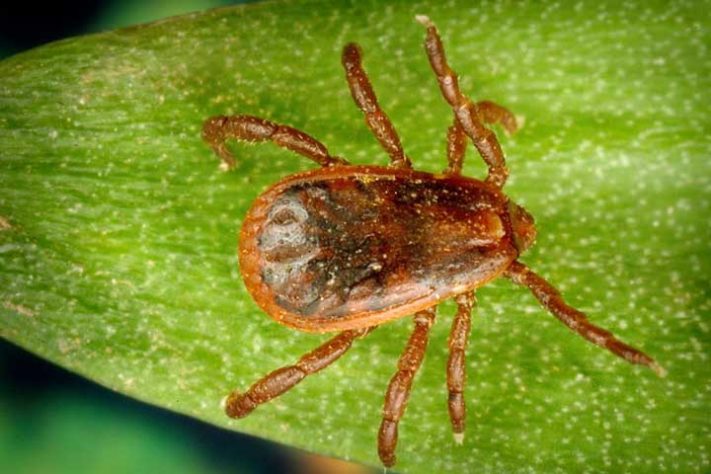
top-left (1, 0), bottom-right (709, 471)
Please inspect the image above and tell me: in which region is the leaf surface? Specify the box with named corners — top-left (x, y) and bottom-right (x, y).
top-left (1, 0), bottom-right (709, 471)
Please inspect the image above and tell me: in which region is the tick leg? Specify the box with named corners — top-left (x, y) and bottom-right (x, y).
top-left (416, 15), bottom-right (509, 187)
top-left (379, 307), bottom-right (436, 467)
top-left (476, 100), bottom-right (519, 136)
top-left (224, 327), bottom-right (373, 418)
top-left (445, 117), bottom-right (467, 175)
top-left (202, 115), bottom-right (349, 171)
top-left (446, 100), bottom-right (518, 175)
top-left (447, 292), bottom-right (475, 443)
top-left (342, 44), bottom-right (412, 169)
top-left (505, 261), bottom-right (666, 376)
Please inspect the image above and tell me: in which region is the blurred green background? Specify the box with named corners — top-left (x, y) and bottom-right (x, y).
top-left (1, 2), bottom-right (370, 474)
top-left (0, 0), bottom-right (249, 57)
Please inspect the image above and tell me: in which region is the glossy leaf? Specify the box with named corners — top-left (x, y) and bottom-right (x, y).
top-left (1, 0), bottom-right (709, 471)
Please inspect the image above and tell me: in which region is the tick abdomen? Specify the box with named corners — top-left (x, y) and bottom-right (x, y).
top-left (239, 166), bottom-right (517, 331)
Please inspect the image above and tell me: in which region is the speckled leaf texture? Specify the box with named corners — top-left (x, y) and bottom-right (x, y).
top-left (1, 0), bottom-right (709, 472)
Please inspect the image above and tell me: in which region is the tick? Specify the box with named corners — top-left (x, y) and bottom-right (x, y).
top-left (202, 16), bottom-right (664, 468)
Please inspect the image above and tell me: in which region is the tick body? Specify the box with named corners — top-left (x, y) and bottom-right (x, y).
top-left (240, 165), bottom-right (520, 332)
top-left (203, 15), bottom-right (663, 468)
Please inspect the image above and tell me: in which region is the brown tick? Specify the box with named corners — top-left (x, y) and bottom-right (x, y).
top-left (202, 15), bottom-right (664, 468)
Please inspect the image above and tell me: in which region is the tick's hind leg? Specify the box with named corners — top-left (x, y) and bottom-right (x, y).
top-left (202, 115), bottom-right (349, 170)
top-left (224, 327), bottom-right (372, 418)
top-left (342, 44), bottom-right (412, 169)
top-left (417, 15), bottom-right (509, 187)
top-left (447, 292), bottom-right (475, 442)
top-left (505, 261), bottom-right (665, 376)
top-left (379, 307), bottom-right (436, 467)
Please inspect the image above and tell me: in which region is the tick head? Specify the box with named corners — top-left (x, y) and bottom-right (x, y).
top-left (508, 201), bottom-right (537, 254)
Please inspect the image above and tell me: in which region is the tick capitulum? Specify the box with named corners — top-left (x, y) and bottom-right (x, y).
top-left (202, 15), bottom-right (664, 468)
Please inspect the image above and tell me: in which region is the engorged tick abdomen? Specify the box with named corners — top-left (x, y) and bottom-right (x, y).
top-left (239, 165), bottom-right (518, 332)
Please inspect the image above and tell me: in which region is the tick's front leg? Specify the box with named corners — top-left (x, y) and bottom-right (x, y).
top-left (445, 118), bottom-right (467, 175)
top-left (505, 261), bottom-right (665, 376)
top-left (417, 15), bottom-right (509, 188)
top-left (476, 100), bottom-right (519, 136)
top-left (445, 101), bottom-right (518, 175)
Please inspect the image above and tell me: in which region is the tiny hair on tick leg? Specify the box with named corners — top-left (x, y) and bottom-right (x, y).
top-left (202, 14), bottom-right (664, 468)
